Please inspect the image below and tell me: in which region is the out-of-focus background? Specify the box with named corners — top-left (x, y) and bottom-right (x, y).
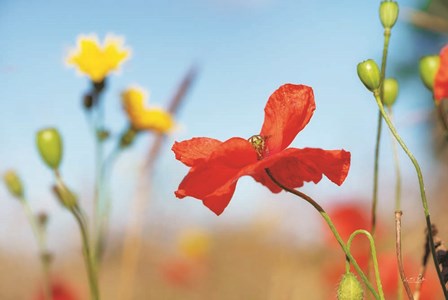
top-left (1, 0), bottom-right (448, 299)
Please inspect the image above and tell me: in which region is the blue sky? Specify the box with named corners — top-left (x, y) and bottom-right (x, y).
top-left (0, 0), bottom-right (445, 249)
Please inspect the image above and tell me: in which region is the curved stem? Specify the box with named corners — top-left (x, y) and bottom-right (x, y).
top-left (20, 199), bottom-right (52, 300)
top-left (394, 211), bottom-right (414, 299)
top-left (72, 207), bottom-right (100, 300)
top-left (373, 91), bottom-right (448, 298)
top-left (54, 172), bottom-right (100, 300)
top-left (346, 229), bottom-right (385, 299)
top-left (265, 169), bottom-right (380, 299)
top-left (387, 109), bottom-right (402, 211)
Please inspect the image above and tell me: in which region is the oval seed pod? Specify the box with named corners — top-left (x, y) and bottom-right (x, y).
top-left (357, 59), bottom-right (381, 92)
top-left (419, 55), bottom-right (440, 91)
top-left (382, 78), bottom-right (399, 107)
top-left (379, 1), bottom-right (399, 30)
top-left (3, 170), bottom-right (24, 198)
top-left (36, 128), bottom-right (63, 170)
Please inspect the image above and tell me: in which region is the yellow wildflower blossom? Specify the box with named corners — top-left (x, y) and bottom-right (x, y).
top-left (121, 86), bottom-right (174, 134)
top-left (67, 34), bottom-right (130, 83)
top-left (177, 229), bottom-right (211, 260)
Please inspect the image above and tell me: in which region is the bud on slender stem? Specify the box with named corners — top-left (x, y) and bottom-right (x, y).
top-left (3, 170), bottom-right (24, 199)
top-left (357, 59), bottom-right (381, 92)
top-left (36, 128), bottom-right (63, 170)
top-left (382, 78), bottom-right (399, 107)
top-left (337, 272), bottom-right (364, 300)
top-left (53, 181), bottom-right (78, 209)
top-left (419, 55), bottom-right (440, 91)
top-left (379, 1), bottom-right (399, 30)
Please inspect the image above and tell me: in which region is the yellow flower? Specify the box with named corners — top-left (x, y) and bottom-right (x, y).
top-left (67, 34), bottom-right (130, 83)
top-left (121, 86), bottom-right (174, 134)
top-left (177, 229), bottom-right (211, 260)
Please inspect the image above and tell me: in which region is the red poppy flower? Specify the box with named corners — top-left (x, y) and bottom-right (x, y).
top-left (435, 45), bottom-right (448, 102)
top-left (173, 84), bottom-right (351, 215)
top-left (35, 280), bottom-right (78, 300)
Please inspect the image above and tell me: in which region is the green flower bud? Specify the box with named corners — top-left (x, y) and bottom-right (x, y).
top-left (3, 170), bottom-right (24, 198)
top-left (337, 272), bottom-right (364, 300)
top-left (382, 78), bottom-right (399, 107)
top-left (36, 128), bottom-right (63, 170)
top-left (379, 1), bottom-right (399, 30)
top-left (357, 60), bottom-right (381, 92)
top-left (120, 127), bottom-right (138, 148)
top-left (52, 182), bottom-right (77, 209)
top-left (419, 55), bottom-right (440, 91)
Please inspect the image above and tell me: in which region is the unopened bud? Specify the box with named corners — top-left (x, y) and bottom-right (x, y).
top-left (83, 93), bottom-right (94, 110)
top-left (97, 129), bottom-right (110, 141)
top-left (357, 59), bottom-right (381, 92)
top-left (36, 128), bottom-right (63, 170)
top-left (120, 128), bottom-right (138, 148)
top-left (37, 212), bottom-right (49, 228)
top-left (3, 170), bottom-right (24, 198)
top-left (337, 272), bottom-right (364, 300)
top-left (379, 1), bottom-right (399, 30)
top-left (52, 182), bottom-right (77, 209)
top-left (382, 78), bottom-right (399, 107)
top-left (420, 55), bottom-right (440, 91)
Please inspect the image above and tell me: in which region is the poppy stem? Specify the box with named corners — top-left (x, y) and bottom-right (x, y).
top-left (394, 211), bottom-right (414, 299)
top-left (371, 111), bottom-right (382, 237)
top-left (372, 91), bottom-right (448, 299)
top-left (346, 230), bottom-right (385, 299)
top-left (265, 169), bottom-right (381, 300)
top-left (371, 26), bottom-right (391, 246)
top-left (19, 197), bottom-right (52, 300)
top-left (55, 173), bottom-right (100, 300)
top-left (71, 206), bottom-right (100, 300)
top-left (387, 108), bottom-right (408, 299)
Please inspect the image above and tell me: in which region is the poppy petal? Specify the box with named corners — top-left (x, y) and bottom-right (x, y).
top-left (247, 147), bottom-right (351, 191)
top-left (435, 46), bottom-right (448, 102)
top-left (260, 84), bottom-right (315, 155)
top-left (172, 137), bottom-right (222, 167)
top-left (175, 137), bottom-right (258, 215)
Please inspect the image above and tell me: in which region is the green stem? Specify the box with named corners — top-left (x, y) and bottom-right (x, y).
top-left (72, 207), bottom-right (100, 300)
top-left (371, 27), bottom-right (391, 237)
top-left (20, 199), bottom-right (52, 300)
top-left (54, 172), bottom-right (100, 300)
top-left (371, 111), bottom-right (382, 237)
top-left (95, 147), bottom-right (121, 262)
top-left (394, 211), bottom-right (413, 299)
top-left (265, 169), bottom-right (380, 299)
top-left (346, 230), bottom-right (385, 300)
top-left (387, 109), bottom-right (402, 211)
top-left (373, 91), bottom-right (448, 298)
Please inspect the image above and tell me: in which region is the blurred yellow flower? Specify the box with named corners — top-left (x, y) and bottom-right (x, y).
top-left (121, 86), bottom-right (174, 134)
top-left (67, 34), bottom-right (130, 83)
top-left (177, 229), bottom-right (211, 260)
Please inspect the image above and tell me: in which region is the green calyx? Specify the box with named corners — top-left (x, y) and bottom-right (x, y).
top-left (419, 55), bottom-right (440, 91)
top-left (357, 59), bottom-right (381, 93)
top-left (36, 128), bottom-right (63, 170)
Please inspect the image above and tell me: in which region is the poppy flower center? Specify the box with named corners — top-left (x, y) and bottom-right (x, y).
top-left (248, 135), bottom-right (265, 159)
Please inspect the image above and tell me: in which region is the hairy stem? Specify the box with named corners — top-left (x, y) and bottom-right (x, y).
top-left (373, 91), bottom-right (448, 298)
top-left (265, 169), bottom-right (381, 299)
top-left (346, 229), bottom-right (385, 299)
